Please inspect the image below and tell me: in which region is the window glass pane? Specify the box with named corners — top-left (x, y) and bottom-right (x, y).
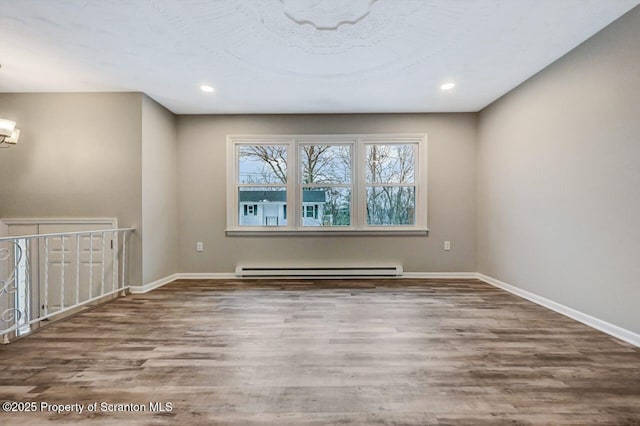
top-left (366, 186), bottom-right (415, 225)
top-left (302, 187), bottom-right (351, 227)
top-left (238, 187), bottom-right (287, 226)
top-left (366, 144), bottom-right (415, 184)
top-left (238, 145), bottom-right (287, 184)
top-left (300, 145), bottom-right (351, 184)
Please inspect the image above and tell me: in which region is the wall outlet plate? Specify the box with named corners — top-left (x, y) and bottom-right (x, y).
top-left (196, 241), bottom-right (204, 252)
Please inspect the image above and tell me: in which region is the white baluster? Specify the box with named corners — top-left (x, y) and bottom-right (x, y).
top-left (25, 239), bottom-right (31, 325)
top-left (112, 230), bottom-right (117, 293)
top-left (121, 231), bottom-right (127, 289)
top-left (75, 234), bottom-right (80, 305)
top-left (44, 237), bottom-right (49, 317)
top-left (89, 232), bottom-right (93, 298)
top-left (101, 231), bottom-right (106, 297)
top-left (60, 236), bottom-right (65, 311)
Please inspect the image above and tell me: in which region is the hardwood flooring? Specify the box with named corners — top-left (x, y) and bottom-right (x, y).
top-left (0, 279), bottom-right (639, 425)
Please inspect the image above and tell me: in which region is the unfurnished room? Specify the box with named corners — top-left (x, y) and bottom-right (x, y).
top-left (0, 0), bottom-right (639, 424)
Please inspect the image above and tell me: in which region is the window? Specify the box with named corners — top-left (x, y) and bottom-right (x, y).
top-left (235, 143), bottom-right (288, 227)
top-left (243, 204), bottom-right (257, 216)
top-left (366, 144), bottom-right (416, 226)
top-left (303, 204), bottom-right (320, 219)
top-left (301, 143), bottom-right (351, 227)
top-left (304, 205), bottom-right (313, 218)
top-left (227, 134), bottom-right (426, 233)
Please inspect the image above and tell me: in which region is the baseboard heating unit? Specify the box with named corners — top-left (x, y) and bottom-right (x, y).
top-left (235, 265), bottom-right (403, 278)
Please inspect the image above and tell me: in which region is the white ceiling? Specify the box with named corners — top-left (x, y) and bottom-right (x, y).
top-left (0, 0), bottom-right (638, 114)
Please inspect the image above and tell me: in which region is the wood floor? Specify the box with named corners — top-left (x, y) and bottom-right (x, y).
top-left (0, 279), bottom-right (639, 425)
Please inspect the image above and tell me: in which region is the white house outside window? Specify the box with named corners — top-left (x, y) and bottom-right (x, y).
top-left (227, 134), bottom-right (427, 234)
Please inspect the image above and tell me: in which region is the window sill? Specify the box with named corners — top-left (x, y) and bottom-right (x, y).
top-left (225, 228), bottom-right (429, 237)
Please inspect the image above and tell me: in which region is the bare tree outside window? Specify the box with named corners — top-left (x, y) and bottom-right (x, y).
top-left (238, 145), bottom-right (287, 184)
top-left (300, 145), bottom-right (351, 184)
top-left (301, 144), bottom-right (352, 227)
top-left (366, 144), bottom-right (416, 225)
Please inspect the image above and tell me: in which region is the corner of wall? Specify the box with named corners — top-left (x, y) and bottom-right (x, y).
top-left (140, 96), bottom-right (179, 285)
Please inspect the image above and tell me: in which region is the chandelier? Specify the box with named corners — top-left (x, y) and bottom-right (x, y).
top-left (0, 119), bottom-right (20, 148)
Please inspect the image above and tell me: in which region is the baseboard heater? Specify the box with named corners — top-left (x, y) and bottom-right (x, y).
top-left (235, 265), bottom-right (403, 278)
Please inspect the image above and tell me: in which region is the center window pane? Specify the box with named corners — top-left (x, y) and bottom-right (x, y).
top-left (238, 145), bottom-right (287, 184)
top-left (300, 145), bottom-right (351, 184)
top-left (366, 144), bottom-right (415, 184)
top-left (301, 187), bottom-right (351, 227)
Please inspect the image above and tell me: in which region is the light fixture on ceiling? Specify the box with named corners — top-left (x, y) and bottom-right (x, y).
top-left (0, 118), bottom-right (20, 148)
top-left (440, 82), bottom-right (456, 91)
top-left (200, 85), bottom-right (215, 93)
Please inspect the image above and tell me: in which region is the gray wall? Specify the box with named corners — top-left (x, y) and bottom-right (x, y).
top-left (0, 92), bottom-right (143, 286)
top-left (477, 7), bottom-right (640, 333)
top-left (142, 95), bottom-right (178, 283)
top-left (177, 114), bottom-right (477, 273)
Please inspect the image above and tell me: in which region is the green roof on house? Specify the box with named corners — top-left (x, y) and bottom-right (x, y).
top-left (239, 190), bottom-right (325, 203)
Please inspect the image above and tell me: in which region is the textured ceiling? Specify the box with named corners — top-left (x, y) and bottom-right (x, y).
top-left (0, 0), bottom-right (638, 114)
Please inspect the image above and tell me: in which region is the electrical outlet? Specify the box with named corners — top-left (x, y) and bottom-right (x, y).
top-left (196, 241), bottom-right (204, 252)
top-left (444, 241), bottom-right (451, 251)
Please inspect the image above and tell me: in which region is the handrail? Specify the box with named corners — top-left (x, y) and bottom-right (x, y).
top-left (0, 227), bottom-right (135, 243)
top-left (0, 227), bottom-right (135, 343)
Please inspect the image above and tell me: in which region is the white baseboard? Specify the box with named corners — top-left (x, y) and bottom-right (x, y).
top-left (177, 272), bottom-right (237, 280)
top-left (129, 272), bottom-right (237, 293)
top-left (403, 272), bottom-right (477, 279)
top-left (476, 273), bottom-right (640, 348)
top-left (129, 273), bottom-right (179, 294)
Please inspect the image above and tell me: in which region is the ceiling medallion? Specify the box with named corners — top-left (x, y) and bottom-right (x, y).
top-left (281, 0), bottom-right (378, 30)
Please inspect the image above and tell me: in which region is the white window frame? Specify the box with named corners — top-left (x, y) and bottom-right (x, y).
top-left (299, 138), bottom-right (354, 228)
top-left (226, 134), bottom-right (428, 236)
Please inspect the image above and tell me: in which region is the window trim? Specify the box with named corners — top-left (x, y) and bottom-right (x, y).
top-left (226, 134), bottom-right (428, 235)
top-left (299, 139), bottom-right (354, 228)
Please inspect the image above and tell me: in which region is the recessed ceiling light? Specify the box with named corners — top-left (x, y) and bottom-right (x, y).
top-left (200, 85), bottom-right (215, 93)
top-left (440, 82), bottom-right (456, 91)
